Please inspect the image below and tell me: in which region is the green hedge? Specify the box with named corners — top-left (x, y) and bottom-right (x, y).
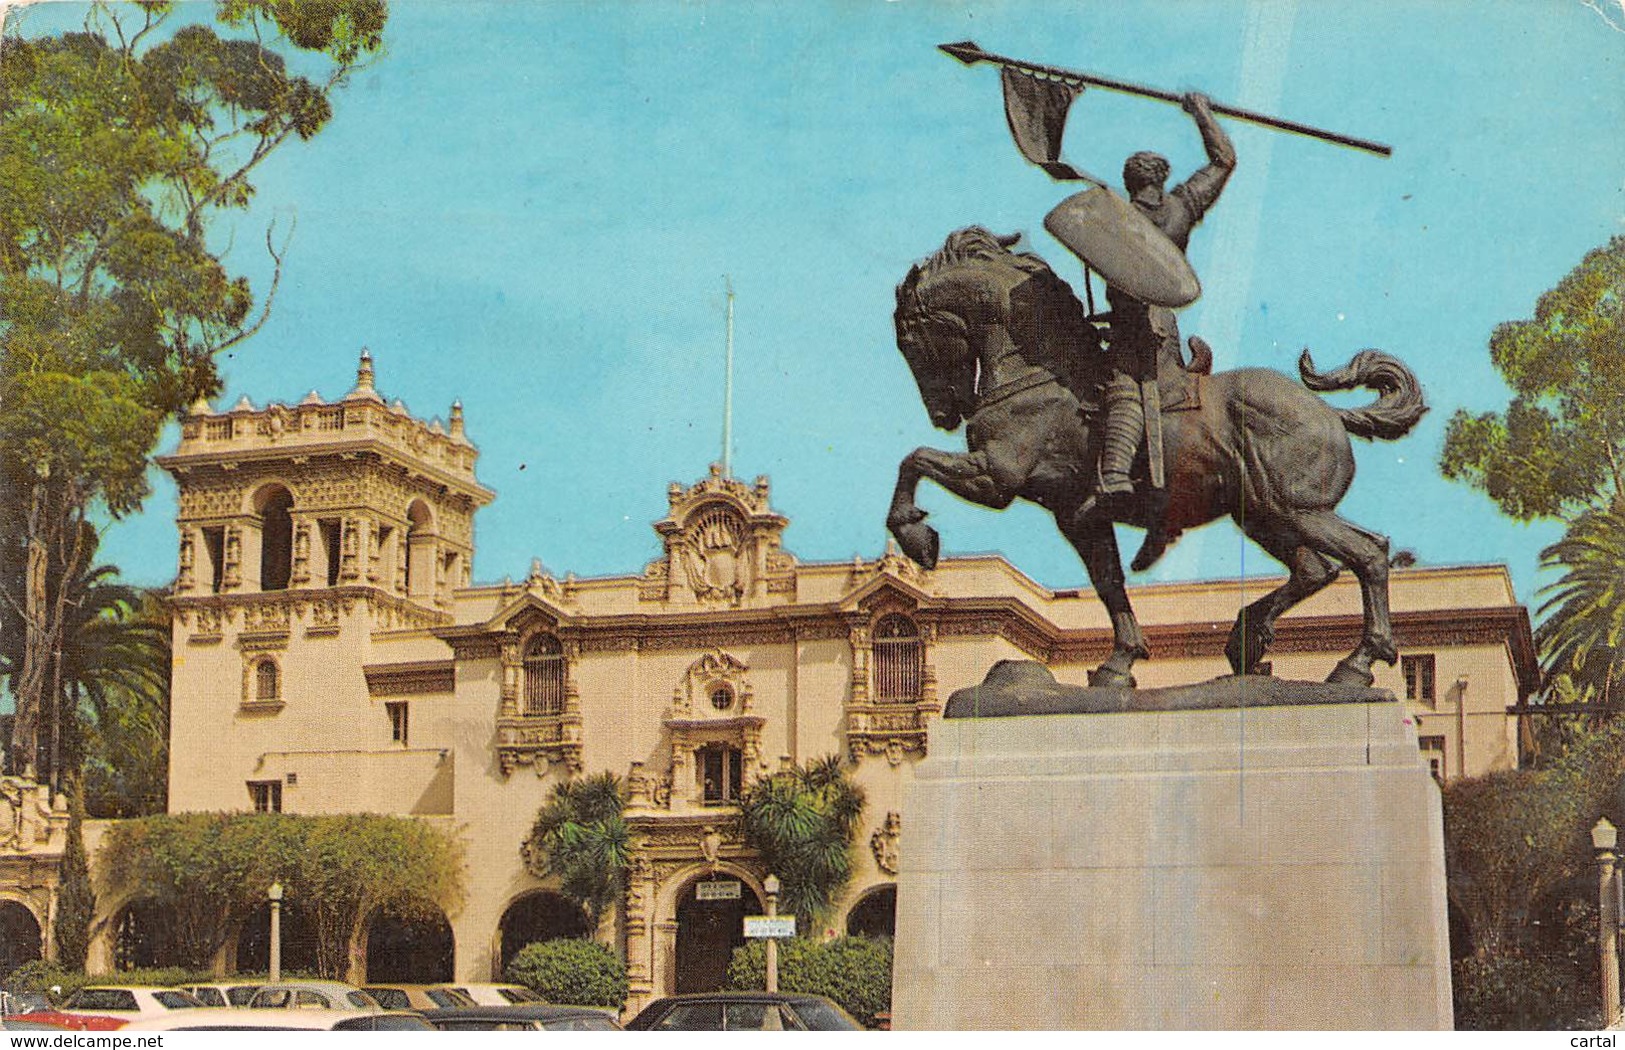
top-left (727, 935), bottom-right (891, 1027)
top-left (5, 962), bottom-right (216, 1001)
top-left (505, 938), bottom-right (627, 1009)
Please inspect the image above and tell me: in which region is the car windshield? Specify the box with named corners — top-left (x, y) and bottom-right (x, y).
top-left (425, 989), bottom-right (475, 1008)
top-left (334, 1015), bottom-right (434, 1031)
top-left (187, 988), bottom-right (226, 1008)
top-left (153, 991), bottom-right (204, 1010)
top-left (365, 989), bottom-right (409, 1010)
top-left (226, 986), bottom-right (259, 1007)
top-left (789, 999), bottom-right (861, 1030)
top-left (346, 991), bottom-right (380, 1009)
top-left (499, 987), bottom-right (543, 1003)
top-left (64, 989), bottom-right (137, 1011)
top-left (653, 1002), bottom-right (723, 1030)
top-left (543, 1015), bottom-right (620, 1031)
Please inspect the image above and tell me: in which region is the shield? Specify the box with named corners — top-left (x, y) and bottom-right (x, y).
top-left (1043, 188), bottom-right (1201, 308)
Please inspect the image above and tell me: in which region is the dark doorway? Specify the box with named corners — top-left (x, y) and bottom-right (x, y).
top-left (0, 901), bottom-right (42, 978)
top-left (498, 892), bottom-right (590, 974)
top-left (237, 901), bottom-right (319, 975)
top-left (114, 898), bottom-right (177, 970)
top-left (845, 885), bottom-right (896, 940)
top-left (365, 908), bottom-right (454, 982)
top-left (674, 877), bottom-right (763, 994)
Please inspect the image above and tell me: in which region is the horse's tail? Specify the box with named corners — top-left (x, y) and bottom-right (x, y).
top-left (1298, 349), bottom-right (1428, 441)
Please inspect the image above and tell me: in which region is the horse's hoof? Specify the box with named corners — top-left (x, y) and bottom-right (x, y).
top-left (1325, 658), bottom-right (1375, 688)
top-left (1088, 665), bottom-right (1136, 689)
top-left (889, 520), bottom-right (939, 570)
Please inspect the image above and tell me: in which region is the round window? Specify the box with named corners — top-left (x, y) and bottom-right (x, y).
top-left (710, 685), bottom-right (734, 711)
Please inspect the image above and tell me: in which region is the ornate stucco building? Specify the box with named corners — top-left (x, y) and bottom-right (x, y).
top-left (0, 353), bottom-right (1536, 1008)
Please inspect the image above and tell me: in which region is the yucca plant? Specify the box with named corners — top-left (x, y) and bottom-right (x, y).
top-left (736, 755), bottom-right (865, 927)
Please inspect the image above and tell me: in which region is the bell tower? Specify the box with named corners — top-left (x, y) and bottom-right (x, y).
top-left (159, 350), bottom-right (494, 632)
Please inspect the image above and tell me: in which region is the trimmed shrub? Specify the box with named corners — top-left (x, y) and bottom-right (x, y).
top-left (505, 938), bottom-right (627, 1009)
top-left (727, 935), bottom-right (891, 1027)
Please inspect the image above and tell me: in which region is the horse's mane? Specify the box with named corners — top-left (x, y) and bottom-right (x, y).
top-left (896, 227), bottom-right (1105, 405)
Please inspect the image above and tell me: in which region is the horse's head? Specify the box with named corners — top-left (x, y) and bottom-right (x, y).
top-left (893, 228), bottom-right (1023, 431)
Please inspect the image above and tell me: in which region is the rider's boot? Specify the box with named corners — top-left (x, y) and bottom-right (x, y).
top-left (1097, 376), bottom-right (1142, 502)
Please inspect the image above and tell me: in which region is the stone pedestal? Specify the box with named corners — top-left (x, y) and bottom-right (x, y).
top-left (891, 674), bottom-right (1453, 1030)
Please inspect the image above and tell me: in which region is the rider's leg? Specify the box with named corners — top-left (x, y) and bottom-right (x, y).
top-left (1098, 374), bottom-right (1141, 497)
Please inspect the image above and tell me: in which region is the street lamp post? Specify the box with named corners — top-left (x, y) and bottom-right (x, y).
top-left (268, 882), bottom-right (284, 983)
top-left (1594, 819), bottom-right (1619, 1028)
top-left (763, 875), bottom-right (780, 994)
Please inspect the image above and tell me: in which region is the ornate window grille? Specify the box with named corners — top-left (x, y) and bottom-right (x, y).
top-left (255, 660), bottom-right (280, 703)
top-left (873, 614), bottom-right (923, 703)
top-left (523, 635), bottom-right (566, 715)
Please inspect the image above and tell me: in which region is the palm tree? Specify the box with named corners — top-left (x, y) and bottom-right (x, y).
top-left (523, 772), bottom-right (631, 935)
top-left (736, 755), bottom-right (866, 927)
top-left (1536, 506), bottom-right (1625, 716)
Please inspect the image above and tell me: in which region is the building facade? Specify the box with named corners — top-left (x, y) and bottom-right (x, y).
top-left (0, 354), bottom-right (1537, 1007)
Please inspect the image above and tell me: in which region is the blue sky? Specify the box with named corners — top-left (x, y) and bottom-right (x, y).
top-left (11, 0), bottom-right (1625, 609)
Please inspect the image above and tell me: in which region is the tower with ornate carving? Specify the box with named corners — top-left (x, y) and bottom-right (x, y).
top-left (158, 351), bottom-right (492, 812)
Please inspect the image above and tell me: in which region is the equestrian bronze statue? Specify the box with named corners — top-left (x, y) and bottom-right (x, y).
top-left (886, 227), bottom-right (1426, 689)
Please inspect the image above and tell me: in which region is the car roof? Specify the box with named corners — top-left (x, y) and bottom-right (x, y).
top-left (424, 1005), bottom-right (613, 1020)
top-left (120, 1008), bottom-right (421, 1031)
top-left (643, 992), bottom-right (829, 1004)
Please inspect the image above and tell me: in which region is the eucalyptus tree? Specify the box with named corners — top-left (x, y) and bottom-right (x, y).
top-left (0, 0), bottom-right (388, 781)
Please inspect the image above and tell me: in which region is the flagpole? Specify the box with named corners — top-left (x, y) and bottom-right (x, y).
top-left (722, 276), bottom-right (735, 478)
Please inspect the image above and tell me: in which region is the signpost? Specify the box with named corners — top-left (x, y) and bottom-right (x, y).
top-left (744, 916), bottom-right (797, 939)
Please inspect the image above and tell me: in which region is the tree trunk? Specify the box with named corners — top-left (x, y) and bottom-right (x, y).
top-left (11, 478), bottom-right (53, 778)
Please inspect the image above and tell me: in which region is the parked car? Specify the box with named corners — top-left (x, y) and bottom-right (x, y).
top-left (446, 982), bottom-right (546, 1006)
top-left (181, 982), bottom-right (261, 1008)
top-left (121, 1007), bottom-right (433, 1031)
top-left (361, 983), bottom-right (476, 1011)
top-left (247, 981), bottom-right (381, 1011)
top-left (625, 992), bottom-right (863, 1031)
top-left (0, 1017), bottom-right (70, 1031)
top-left (27, 986), bottom-right (209, 1030)
top-left (424, 1004), bottom-right (622, 1032)
top-left (0, 989), bottom-right (53, 1016)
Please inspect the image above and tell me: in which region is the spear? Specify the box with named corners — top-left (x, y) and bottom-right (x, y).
top-left (940, 40), bottom-right (1392, 158)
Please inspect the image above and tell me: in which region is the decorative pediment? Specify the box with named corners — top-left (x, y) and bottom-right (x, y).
top-left (840, 571), bottom-right (933, 616)
top-left (641, 466), bottom-right (795, 606)
top-left (483, 586), bottom-right (576, 636)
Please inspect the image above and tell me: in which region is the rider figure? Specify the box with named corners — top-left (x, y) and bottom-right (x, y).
top-left (1097, 91), bottom-right (1235, 503)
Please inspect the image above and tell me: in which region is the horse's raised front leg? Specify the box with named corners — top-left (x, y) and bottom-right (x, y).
top-left (887, 447), bottom-right (1019, 570)
top-left (1060, 516), bottom-right (1148, 688)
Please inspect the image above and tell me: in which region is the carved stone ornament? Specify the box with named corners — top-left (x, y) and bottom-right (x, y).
top-left (0, 777), bottom-right (67, 854)
top-left (642, 466), bottom-right (795, 605)
top-left (671, 650), bottom-right (752, 719)
top-left (870, 811), bottom-right (902, 875)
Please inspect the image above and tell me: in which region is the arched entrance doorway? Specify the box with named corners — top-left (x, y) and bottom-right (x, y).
top-left (674, 874), bottom-right (763, 994)
top-left (365, 906), bottom-right (454, 982)
top-left (845, 885), bottom-right (896, 940)
top-left (237, 900), bottom-right (319, 975)
top-left (0, 901), bottom-right (42, 978)
top-left (497, 892), bottom-right (590, 974)
top-left (114, 898), bottom-right (177, 970)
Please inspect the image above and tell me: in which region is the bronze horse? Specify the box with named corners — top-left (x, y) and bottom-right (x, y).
top-left (887, 228), bottom-right (1427, 688)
